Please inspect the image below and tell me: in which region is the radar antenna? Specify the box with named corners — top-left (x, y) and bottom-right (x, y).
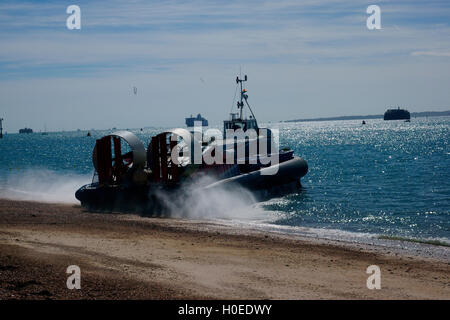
top-left (235, 75), bottom-right (258, 127)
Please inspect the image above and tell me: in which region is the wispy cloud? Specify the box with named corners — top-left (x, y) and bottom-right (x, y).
top-left (411, 50), bottom-right (450, 57)
top-left (0, 0), bottom-right (449, 78)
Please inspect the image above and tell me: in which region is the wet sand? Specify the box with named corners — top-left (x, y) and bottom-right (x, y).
top-left (0, 199), bottom-right (449, 299)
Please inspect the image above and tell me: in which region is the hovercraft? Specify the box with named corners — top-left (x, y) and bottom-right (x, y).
top-left (75, 75), bottom-right (308, 214)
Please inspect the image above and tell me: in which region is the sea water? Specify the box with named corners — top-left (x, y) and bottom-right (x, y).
top-left (0, 118), bottom-right (448, 243)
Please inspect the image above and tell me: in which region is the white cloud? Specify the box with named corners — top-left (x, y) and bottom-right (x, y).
top-left (411, 51), bottom-right (450, 57)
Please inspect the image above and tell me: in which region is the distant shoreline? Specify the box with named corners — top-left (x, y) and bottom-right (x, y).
top-left (285, 110), bottom-right (450, 123)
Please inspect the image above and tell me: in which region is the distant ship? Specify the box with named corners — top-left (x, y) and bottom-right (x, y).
top-left (0, 118), bottom-right (3, 138)
top-left (384, 107), bottom-right (411, 120)
top-left (19, 128), bottom-right (33, 134)
top-left (185, 114), bottom-right (208, 127)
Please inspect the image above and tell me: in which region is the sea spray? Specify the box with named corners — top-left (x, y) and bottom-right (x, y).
top-left (0, 169), bottom-right (91, 204)
top-left (154, 175), bottom-right (267, 220)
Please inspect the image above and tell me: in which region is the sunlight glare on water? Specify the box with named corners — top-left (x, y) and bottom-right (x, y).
top-left (0, 119), bottom-right (449, 240)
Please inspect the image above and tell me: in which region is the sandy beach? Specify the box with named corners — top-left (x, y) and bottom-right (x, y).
top-left (0, 198), bottom-right (449, 300)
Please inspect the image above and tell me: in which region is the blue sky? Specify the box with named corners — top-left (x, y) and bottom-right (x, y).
top-left (1, 0), bottom-right (450, 131)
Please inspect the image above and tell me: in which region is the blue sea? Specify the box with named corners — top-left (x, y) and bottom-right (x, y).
top-left (0, 117), bottom-right (449, 244)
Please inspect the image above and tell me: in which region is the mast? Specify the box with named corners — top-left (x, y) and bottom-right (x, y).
top-left (235, 75), bottom-right (258, 128)
top-left (236, 75), bottom-right (247, 119)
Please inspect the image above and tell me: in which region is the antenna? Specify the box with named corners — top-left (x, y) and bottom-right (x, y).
top-left (236, 75), bottom-right (248, 119)
top-left (234, 75), bottom-right (257, 127)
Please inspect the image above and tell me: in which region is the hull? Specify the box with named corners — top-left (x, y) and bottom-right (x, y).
top-left (205, 157), bottom-right (308, 190)
top-left (75, 156), bottom-right (308, 214)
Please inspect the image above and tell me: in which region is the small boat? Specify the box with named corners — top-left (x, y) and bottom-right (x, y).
top-left (362, 120), bottom-right (366, 125)
top-left (19, 128), bottom-right (33, 134)
top-left (75, 75), bottom-right (308, 214)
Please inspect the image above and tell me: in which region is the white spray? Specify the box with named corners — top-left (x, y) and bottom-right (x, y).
top-left (154, 175), bottom-right (269, 221)
top-left (0, 169), bottom-right (91, 204)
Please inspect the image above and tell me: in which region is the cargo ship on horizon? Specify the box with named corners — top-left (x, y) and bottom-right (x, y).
top-left (384, 107), bottom-right (411, 120)
top-left (185, 114), bottom-right (208, 127)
